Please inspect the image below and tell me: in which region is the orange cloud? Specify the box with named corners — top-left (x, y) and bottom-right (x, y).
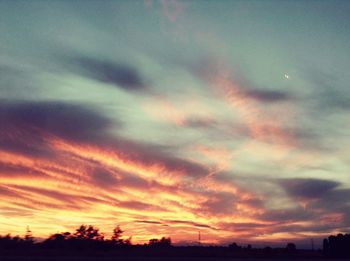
top-left (1, 100), bottom-right (336, 244)
top-left (0, 130), bottom-right (264, 242)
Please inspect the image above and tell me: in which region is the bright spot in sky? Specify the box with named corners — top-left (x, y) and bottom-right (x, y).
top-left (284, 74), bottom-right (290, 79)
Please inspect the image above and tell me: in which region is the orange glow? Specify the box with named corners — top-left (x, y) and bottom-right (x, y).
top-left (0, 132), bottom-right (265, 243)
top-left (2, 118), bottom-right (326, 245)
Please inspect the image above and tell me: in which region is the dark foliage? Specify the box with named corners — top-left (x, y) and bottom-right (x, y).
top-left (323, 233), bottom-right (350, 258)
top-left (0, 225), bottom-right (331, 259)
top-left (148, 237), bottom-right (171, 248)
top-left (286, 242), bottom-right (297, 253)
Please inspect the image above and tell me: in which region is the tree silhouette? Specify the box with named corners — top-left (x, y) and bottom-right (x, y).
top-left (148, 238), bottom-right (159, 245)
top-left (228, 242), bottom-right (241, 251)
top-left (159, 237), bottom-right (171, 246)
top-left (48, 232), bottom-right (71, 241)
top-left (148, 237), bottom-right (171, 247)
top-left (0, 234), bottom-right (22, 249)
top-left (73, 225), bottom-right (103, 241)
top-left (285, 242), bottom-right (296, 253)
top-left (43, 232), bottom-right (72, 249)
top-left (111, 225), bottom-right (123, 244)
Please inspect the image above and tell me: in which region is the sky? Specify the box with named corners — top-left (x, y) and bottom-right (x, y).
top-left (0, 0), bottom-right (350, 247)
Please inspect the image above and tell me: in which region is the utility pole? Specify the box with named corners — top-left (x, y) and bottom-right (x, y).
top-left (311, 238), bottom-right (314, 251)
top-left (198, 231), bottom-right (201, 245)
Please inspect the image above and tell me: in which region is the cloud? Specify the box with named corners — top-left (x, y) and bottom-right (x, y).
top-left (272, 178), bottom-right (350, 232)
top-left (103, 138), bottom-right (209, 179)
top-left (90, 167), bottom-right (119, 188)
top-left (0, 100), bottom-right (209, 184)
top-left (118, 200), bottom-right (167, 212)
top-left (245, 89), bottom-right (291, 103)
top-left (74, 57), bottom-right (146, 91)
top-left (10, 185), bottom-right (80, 207)
top-left (279, 178), bottom-right (340, 199)
top-left (304, 68), bottom-right (350, 111)
top-left (218, 222), bottom-right (269, 233)
top-left (0, 100), bottom-right (113, 143)
top-left (0, 162), bottom-right (46, 179)
top-left (134, 219), bottom-right (217, 230)
top-left (200, 192), bottom-right (238, 215)
top-left (0, 185), bottom-right (20, 198)
top-left (182, 117), bottom-right (217, 129)
top-left (309, 188), bottom-right (350, 216)
top-left (260, 207), bottom-right (315, 223)
top-left (135, 220), bottom-right (164, 225)
top-left (1, 98), bottom-right (327, 243)
top-left (166, 219), bottom-right (218, 230)
top-left (195, 61), bottom-right (296, 147)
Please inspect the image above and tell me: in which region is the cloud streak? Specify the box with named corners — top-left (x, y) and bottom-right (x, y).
top-left (0, 100), bottom-right (261, 242)
top-left (73, 57), bottom-right (147, 91)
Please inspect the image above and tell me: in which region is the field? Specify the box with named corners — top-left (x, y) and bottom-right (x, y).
top-left (0, 257), bottom-right (347, 261)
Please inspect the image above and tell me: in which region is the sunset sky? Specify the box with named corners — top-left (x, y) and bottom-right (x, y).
top-left (1, 0), bottom-right (350, 247)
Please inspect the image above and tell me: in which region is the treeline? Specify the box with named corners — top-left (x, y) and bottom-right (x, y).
top-left (0, 225), bottom-right (171, 251)
top-left (323, 233), bottom-right (350, 258)
top-left (1, 226), bottom-right (348, 258)
top-left (0, 225), bottom-right (312, 259)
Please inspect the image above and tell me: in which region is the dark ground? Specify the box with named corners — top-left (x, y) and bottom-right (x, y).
top-left (0, 258), bottom-right (348, 261)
